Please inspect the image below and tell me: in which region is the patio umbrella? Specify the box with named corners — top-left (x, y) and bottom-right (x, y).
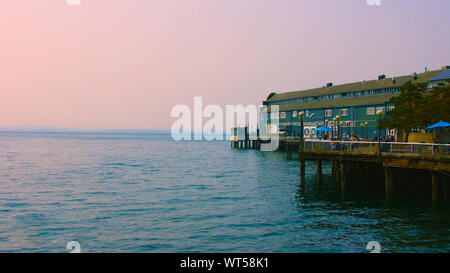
top-left (425, 121), bottom-right (450, 132)
top-left (315, 126), bottom-right (332, 132)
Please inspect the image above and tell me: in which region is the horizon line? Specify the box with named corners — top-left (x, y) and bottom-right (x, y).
top-left (0, 126), bottom-right (171, 133)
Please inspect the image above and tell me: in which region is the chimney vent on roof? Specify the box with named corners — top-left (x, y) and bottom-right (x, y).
top-left (378, 74), bottom-right (386, 80)
top-left (326, 82), bottom-right (333, 88)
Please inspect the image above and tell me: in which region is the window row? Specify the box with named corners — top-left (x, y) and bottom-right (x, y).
top-left (271, 106), bottom-right (394, 120)
top-left (366, 106), bottom-right (394, 115)
top-left (325, 109), bottom-right (348, 117)
top-left (270, 87), bottom-right (400, 106)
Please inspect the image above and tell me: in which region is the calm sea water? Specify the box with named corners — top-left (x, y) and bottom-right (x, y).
top-left (0, 132), bottom-right (448, 253)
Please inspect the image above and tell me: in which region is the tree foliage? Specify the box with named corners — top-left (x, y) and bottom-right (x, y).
top-left (381, 80), bottom-right (450, 142)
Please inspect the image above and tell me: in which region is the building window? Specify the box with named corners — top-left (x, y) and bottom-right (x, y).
top-left (376, 107), bottom-right (385, 114)
top-left (325, 109), bottom-right (332, 117)
top-left (280, 112), bottom-right (286, 119)
top-left (292, 111), bottom-right (297, 118)
top-left (340, 109), bottom-right (348, 116)
top-left (367, 107), bottom-right (375, 115)
top-left (387, 105), bottom-right (395, 111)
top-left (387, 129), bottom-right (396, 136)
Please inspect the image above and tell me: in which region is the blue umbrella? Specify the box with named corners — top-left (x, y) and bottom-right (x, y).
top-left (425, 121), bottom-right (450, 132)
top-left (315, 126), bottom-right (332, 132)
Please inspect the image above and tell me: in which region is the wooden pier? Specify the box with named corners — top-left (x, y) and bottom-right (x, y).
top-left (232, 138), bottom-right (450, 201)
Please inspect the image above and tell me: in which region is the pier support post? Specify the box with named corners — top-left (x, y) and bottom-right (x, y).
top-left (300, 157), bottom-right (306, 188)
top-left (443, 180), bottom-right (448, 199)
top-left (335, 161), bottom-right (340, 186)
top-left (332, 160), bottom-right (336, 176)
top-left (385, 167), bottom-right (393, 197)
top-left (432, 172), bottom-right (438, 201)
top-left (316, 160), bottom-right (322, 184)
top-left (340, 163), bottom-right (345, 191)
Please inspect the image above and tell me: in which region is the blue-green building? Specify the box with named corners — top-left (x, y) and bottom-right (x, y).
top-left (263, 67), bottom-right (450, 140)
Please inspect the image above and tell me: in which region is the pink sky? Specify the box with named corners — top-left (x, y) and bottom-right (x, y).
top-left (1, 0), bottom-right (449, 130)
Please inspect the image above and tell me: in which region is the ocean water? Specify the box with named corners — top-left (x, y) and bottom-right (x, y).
top-left (0, 132), bottom-right (448, 253)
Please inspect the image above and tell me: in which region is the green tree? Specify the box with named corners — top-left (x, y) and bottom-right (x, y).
top-left (382, 80), bottom-right (450, 142)
top-left (381, 81), bottom-right (427, 142)
top-left (422, 81), bottom-right (450, 125)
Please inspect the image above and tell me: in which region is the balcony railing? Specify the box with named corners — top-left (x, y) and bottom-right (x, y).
top-left (299, 140), bottom-right (450, 157)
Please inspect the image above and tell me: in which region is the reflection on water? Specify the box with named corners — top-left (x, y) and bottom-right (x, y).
top-left (0, 132), bottom-right (448, 253)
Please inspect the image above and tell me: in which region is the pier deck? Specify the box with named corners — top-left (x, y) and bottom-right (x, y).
top-left (232, 138), bottom-right (450, 200)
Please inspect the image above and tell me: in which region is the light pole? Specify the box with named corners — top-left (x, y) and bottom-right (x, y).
top-left (331, 117), bottom-right (336, 137)
top-left (377, 110), bottom-right (384, 155)
top-left (299, 111), bottom-right (304, 152)
top-left (360, 122), bottom-right (364, 139)
top-left (346, 121), bottom-right (351, 136)
top-left (364, 122), bottom-right (368, 139)
top-left (335, 115), bottom-right (340, 138)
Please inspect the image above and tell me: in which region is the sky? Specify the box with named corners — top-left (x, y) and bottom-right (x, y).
top-left (0, 0), bottom-right (449, 130)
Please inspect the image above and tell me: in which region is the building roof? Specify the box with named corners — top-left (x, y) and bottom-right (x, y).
top-left (267, 69), bottom-right (444, 103)
top-left (428, 69), bottom-right (450, 82)
top-left (268, 93), bottom-right (398, 112)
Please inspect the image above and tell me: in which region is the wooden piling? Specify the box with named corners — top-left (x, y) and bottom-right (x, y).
top-left (443, 179), bottom-right (448, 199)
top-left (316, 160), bottom-right (322, 184)
top-left (432, 172), bottom-right (438, 201)
top-left (300, 157), bottom-right (306, 188)
top-left (335, 161), bottom-right (340, 187)
top-left (340, 163), bottom-right (345, 191)
top-left (385, 167), bottom-right (393, 197)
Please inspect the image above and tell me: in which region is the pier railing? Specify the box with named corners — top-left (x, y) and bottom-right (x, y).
top-left (300, 140), bottom-right (450, 157)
